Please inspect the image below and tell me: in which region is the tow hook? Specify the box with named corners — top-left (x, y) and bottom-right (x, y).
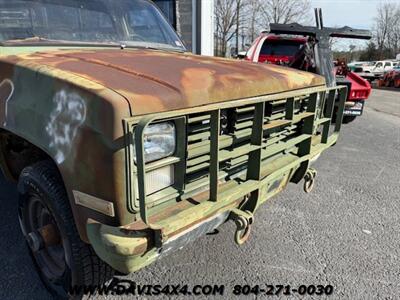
top-left (303, 168), bottom-right (317, 193)
top-left (230, 209), bottom-right (254, 245)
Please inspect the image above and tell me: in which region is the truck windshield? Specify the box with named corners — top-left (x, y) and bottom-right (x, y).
top-left (261, 40), bottom-right (303, 56)
top-left (0, 0), bottom-right (185, 51)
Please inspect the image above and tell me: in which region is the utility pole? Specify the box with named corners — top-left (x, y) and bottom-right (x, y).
top-left (236, 0), bottom-right (240, 55)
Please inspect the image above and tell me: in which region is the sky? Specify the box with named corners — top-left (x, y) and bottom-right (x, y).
top-left (309, 0), bottom-right (397, 51)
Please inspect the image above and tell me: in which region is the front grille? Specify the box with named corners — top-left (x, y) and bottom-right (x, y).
top-left (126, 86), bottom-right (347, 223)
top-left (186, 95), bottom-right (310, 186)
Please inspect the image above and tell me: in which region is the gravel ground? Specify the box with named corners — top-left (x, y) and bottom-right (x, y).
top-left (0, 89), bottom-right (399, 300)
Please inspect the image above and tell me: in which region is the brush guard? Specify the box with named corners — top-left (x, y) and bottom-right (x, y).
top-left (124, 86), bottom-right (348, 248)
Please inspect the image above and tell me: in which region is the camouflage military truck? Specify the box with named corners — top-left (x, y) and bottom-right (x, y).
top-left (0, 0), bottom-right (347, 297)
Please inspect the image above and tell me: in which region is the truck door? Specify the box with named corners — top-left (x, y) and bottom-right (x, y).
top-left (374, 62), bottom-right (383, 73)
top-left (384, 62), bottom-right (392, 73)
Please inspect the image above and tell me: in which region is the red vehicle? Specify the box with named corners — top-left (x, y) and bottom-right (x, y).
top-left (245, 33), bottom-right (372, 123)
top-left (378, 67), bottom-right (400, 88)
top-left (246, 34), bottom-right (308, 65)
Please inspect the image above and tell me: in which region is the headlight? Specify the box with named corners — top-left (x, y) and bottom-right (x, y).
top-left (133, 122), bottom-right (176, 163)
top-left (145, 165), bottom-right (174, 195)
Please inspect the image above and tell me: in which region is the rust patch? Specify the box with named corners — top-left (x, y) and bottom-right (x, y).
top-left (1, 49), bottom-right (326, 116)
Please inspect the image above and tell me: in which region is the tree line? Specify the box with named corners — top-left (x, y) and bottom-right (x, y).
top-left (214, 0), bottom-right (311, 57)
top-left (214, 0), bottom-right (400, 61)
top-left (361, 1), bottom-right (400, 61)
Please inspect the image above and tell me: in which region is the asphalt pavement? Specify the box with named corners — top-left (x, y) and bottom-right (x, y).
top-left (0, 89), bottom-right (399, 300)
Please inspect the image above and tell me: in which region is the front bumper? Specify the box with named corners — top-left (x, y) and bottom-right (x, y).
top-left (87, 212), bottom-right (229, 274)
top-left (344, 100), bottom-right (365, 116)
top-left (358, 72), bottom-right (382, 80)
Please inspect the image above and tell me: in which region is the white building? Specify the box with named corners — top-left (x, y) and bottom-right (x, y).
top-left (153, 0), bottom-right (214, 56)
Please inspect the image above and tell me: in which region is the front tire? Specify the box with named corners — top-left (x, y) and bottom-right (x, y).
top-left (18, 161), bottom-right (114, 298)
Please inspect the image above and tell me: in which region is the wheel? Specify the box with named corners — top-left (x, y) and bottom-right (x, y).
top-left (18, 160), bottom-right (114, 298)
top-left (342, 116), bottom-right (357, 124)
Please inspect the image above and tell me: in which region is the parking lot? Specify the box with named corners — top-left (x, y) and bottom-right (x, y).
top-left (0, 89), bottom-right (399, 299)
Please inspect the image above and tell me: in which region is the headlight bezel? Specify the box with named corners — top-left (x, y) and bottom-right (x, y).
top-left (127, 116), bottom-right (187, 212)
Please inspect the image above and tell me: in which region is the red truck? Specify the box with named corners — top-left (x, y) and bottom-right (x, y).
top-left (245, 32), bottom-right (371, 123)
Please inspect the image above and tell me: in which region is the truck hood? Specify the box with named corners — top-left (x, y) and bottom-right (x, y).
top-left (7, 49), bottom-right (325, 116)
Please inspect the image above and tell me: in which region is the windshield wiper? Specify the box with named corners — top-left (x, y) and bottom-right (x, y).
top-left (119, 41), bottom-right (185, 53)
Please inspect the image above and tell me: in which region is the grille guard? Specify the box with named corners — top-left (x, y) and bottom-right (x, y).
top-left (123, 85), bottom-right (347, 244)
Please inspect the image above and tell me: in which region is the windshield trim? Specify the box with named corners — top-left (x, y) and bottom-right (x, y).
top-left (0, 38), bottom-right (186, 53)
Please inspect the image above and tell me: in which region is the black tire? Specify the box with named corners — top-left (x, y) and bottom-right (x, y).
top-left (342, 116), bottom-right (357, 124)
top-left (18, 160), bottom-right (114, 298)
